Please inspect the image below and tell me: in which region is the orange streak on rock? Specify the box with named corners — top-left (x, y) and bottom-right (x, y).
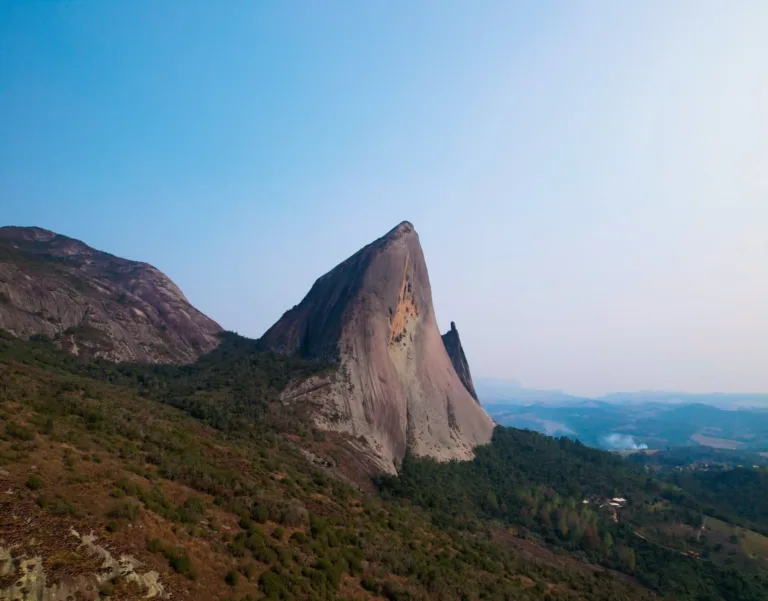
top-left (389, 254), bottom-right (418, 345)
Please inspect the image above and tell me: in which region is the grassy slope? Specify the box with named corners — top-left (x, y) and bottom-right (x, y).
top-left (704, 517), bottom-right (768, 560)
top-left (0, 333), bottom-right (653, 601)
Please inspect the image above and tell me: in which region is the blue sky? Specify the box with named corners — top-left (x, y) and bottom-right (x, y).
top-left (2, 1), bottom-right (767, 395)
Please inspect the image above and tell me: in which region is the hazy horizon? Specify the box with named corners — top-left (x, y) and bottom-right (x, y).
top-left (2, 2), bottom-right (767, 397)
top-left (474, 375), bottom-right (768, 401)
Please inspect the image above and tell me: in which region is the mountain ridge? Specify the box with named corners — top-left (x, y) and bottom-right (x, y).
top-left (0, 225), bottom-right (222, 363)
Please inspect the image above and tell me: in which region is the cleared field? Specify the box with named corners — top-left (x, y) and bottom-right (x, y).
top-left (704, 517), bottom-right (768, 558)
top-left (691, 433), bottom-right (744, 449)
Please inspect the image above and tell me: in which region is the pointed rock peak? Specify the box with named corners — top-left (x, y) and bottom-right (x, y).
top-left (260, 224), bottom-right (493, 473)
top-left (383, 220), bottom-right (416, 240)
top-left (442, 321), bottom-right (479, 403)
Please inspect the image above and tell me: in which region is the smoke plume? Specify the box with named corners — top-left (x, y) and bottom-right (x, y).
top-left (600, 433), bottom-right (648, 451)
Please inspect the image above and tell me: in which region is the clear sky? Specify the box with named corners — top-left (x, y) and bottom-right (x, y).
top-left (2, 1), bottom-right (767, 396)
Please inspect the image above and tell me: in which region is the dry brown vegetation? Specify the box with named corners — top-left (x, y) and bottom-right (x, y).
top-left (0, 333), bottom-right (656, 600)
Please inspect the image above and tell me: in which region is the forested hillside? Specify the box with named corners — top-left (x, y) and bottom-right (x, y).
top-left (0, 332), bottom-right (655, 601)
top-left (378, 429), bottom-right (768, 600)
top-left (669, 468), bottom-right (768, 535)
top-left (2, 331), bottom-right (768, 600)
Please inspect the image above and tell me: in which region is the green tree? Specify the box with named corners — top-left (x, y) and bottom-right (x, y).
top-left (602, 532), bottom-right (614, 558)
top-left (617, 545), bottom-right (636, 572)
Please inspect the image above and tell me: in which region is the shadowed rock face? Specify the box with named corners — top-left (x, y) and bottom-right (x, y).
top-left (442, 321), bottom-right (479, 402)
top-left (260, 221), bottom-right (494, 473)
top-left (0, 226), bottom-right (222, 363)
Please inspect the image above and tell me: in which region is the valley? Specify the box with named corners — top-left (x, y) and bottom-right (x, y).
top-left (486, 397), bottom-right (768, 456)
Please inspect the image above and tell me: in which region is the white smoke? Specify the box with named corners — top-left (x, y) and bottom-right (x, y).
top-left (600, 433), bottom-right (648, 451)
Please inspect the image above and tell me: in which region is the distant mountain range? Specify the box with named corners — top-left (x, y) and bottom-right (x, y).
top-left (476, 377), bottom-right (768, 409)
top-left (474, 377), bottom-right (582, 405)
top-left (477, 378), bottom-right (768, 452)
top-left (599, 391), bottom-right (768, 409)
top-left (486, 398), bottom-right (768, 453)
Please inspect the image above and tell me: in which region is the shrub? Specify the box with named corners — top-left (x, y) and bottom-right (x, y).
top-left (148, 539), bottom-right (197, 580)
top-left (225, 570), bottom-right (239, 586)
top-left (178, 496), bottom-right (206, 523)
top-left (259, 570), bottom-right (288, 598)
top-left (183, 496), bottom-right (206, 514)
top-left (168, 552), bottom-right (196, 579)
top-left (290, 531), bottom-right (307, 545)
top-left (26, 474), bottom-right (43, 490)
top-left (48, 497), bottom-right (78, 516)
top-left (281, 499), bottom-right (309, 527)
top-left (249, 539), bottom-right (278, 565)
top-left (239, 515), bottom-right (254, 531)
top-left (241, 563), bottom-right (256, 579)
top-left (315, 557), bottom-right (343, 589)
top-left (114, 478), bottom-right (140, 497)
top-left (343, 548), bottom-right (363, 574)
top-left (228, 539), bottom-right (247, 558)
top-left (41, 418), bottom-right (54, 435)
top-left (251, 503), bottom-right (268, 524)
top-left (381, 580), bottom-right (406, 601)
top-left (99, 582), bottom-right (114, 597)
top-left (6, 422), bottom-right (34, 441)
top-left (108, 500), bottom-right (141, 521)
top-left (245, 529), bottom-right (267, 549)
top-left (105, 521), bottom-right (120, 533)
top-left (309, 515), bottom-right (327, 538)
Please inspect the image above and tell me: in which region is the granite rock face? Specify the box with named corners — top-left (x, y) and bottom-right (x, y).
top-left (260, 221), bottom-right (494, 473)
top-left (442, 321), bottom-right (479, 402)
top-left (0, 226), bottom-right (222, 363)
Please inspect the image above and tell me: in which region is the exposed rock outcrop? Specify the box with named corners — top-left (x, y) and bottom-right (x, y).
top-left (442, 321), bottom-right (479, 402)
top-left (260, 221), bottom-right (494, 473)
top-left (0, 530), bottom-right (167, 601)
top-left (0, 226), bottom-right (222, 363)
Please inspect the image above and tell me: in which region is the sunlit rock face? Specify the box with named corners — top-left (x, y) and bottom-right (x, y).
top-left (260, 221), bottom-right (494, 473)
